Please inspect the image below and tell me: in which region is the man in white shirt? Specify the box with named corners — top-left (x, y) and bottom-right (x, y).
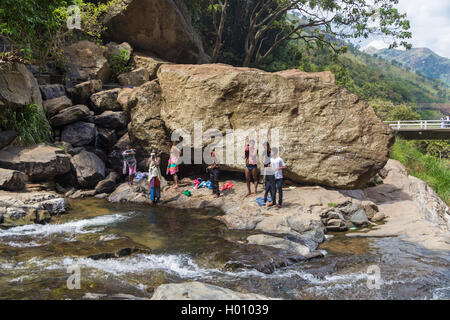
top-left (270, 147), bottom-right (286, 208)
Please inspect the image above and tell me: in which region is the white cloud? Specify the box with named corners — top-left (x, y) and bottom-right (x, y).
top-left (365, 40), bottom-right (389, 50)
top-left (355, 0), bottom-right (450, 58)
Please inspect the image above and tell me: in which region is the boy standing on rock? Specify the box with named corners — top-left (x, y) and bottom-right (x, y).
top-left (270, 147), bottom-right (286, 208)
top-left (207, 148), bottom-right (220, 198)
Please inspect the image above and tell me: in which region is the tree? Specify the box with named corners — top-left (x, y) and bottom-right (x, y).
top-left (241, 0), bottom-right (411, 67)
top-left (209, 0), bottom-right (229, 63)
top-left (0, 0), bottom-right (126, 64)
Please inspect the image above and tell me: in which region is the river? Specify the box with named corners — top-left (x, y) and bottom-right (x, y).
top-left (0, 199), bottom-right (449, 300)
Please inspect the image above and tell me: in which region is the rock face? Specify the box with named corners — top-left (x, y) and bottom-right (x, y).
top-left (64, 41), bottom-right (110, 84)
top-left (131, 52), bottom-right (169, 80)
top-left (0, 62), bottom-right (42, 108)
top-left (95, 172), bottom-right (119, 194)
top-left (61, 121), bottom-right (96, 147)
top-left (0, 145), bottom-right (71, 181)
top-left (71, 151), bottom-right (106, 188)
top-left (151, 282), bottom-right (273, 300)
top-left (0, 190), bottom-right (66, 227)
top-left (0, 168), bottom-right (27, 191)
top-left (130, 64), bottom-right (394, 189)
top-left (105, 0), bottom-right (209, 64)
top-left (40, 84), bottom-right (66, 100)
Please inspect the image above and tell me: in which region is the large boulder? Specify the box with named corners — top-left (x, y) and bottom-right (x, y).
top-left (104, 0), bottom-right (210, 64)
top-left (0, 144), bottom-right (71, 181)
top-left (90, 88), bottom-right (122, 113)
top-left (127, 81), bottom-right (168, 156)
top-left (64, 41), bottom-right (110, 84)
top-left (117, 68), bottom-right (149, 87)
top-left (0, 129), bottom-right (17, 149)
top-left (0, 62), bottom-right (42, 108)
top-left (108, 132), bottom-right (130, 171)
top-left (68, 80), bottom-right (102, 105)
top-left (61, 121), bottom-right (96, 147)
top-left (71, 151), bottom-right (106, 188)
top-left (0, 168), bottom-right (27, 191)
top-left (50, 105), bottom-right (91, 127)
top-left (94, 111), bottom-right (128, 129)
top-left (95, 172), bottom-right (119, 194)
top-left (151, 282), bottom-right (273, 300)
top-left (44, 95), bottom-right (72, 117)
top-left (146, 64), bottom-right (394, 189)
top-left (131, 52), bottom-right (169, 80)
top-left (96, 127), bottom-right (118, 152)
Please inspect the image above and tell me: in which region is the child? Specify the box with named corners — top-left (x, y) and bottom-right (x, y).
top-left (206, 148), bottom-right (220, 198)
top-left (263, 160), bottom-right (275, 207)
top-left (122, 145), bottom-right (137, 186)
top-left (147, 149), bottom-right (162, 205)
top-left (270, 147), bottom-right (286, 208)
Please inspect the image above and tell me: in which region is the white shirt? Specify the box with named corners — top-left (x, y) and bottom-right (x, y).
top-left (270, 157), bottom-right (285, 179)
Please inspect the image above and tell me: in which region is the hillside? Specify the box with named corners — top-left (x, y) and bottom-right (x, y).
top-left (367, 47), bottom-right (450, 87)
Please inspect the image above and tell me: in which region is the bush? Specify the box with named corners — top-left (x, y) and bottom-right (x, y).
top-left (0, 104), bottom-right (52, 145)
top-left (391, 139), bottom-right (450, 205)
top-left (108, 48), bottom-right (132, 82)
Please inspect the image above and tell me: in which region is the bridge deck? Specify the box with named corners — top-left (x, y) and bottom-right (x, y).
top-left (384, 120), bottom-right (450, 140)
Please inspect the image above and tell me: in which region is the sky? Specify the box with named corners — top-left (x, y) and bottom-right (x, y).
top-left (357, 0), bottom-right (450, 58)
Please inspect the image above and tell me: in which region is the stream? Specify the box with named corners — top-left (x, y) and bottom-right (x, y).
top-left (0, 199), bottom-right (449, 300)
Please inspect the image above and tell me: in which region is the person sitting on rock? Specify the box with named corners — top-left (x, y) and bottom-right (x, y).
top-left (122, 145), bottom-right (137, 186)
top-left (147, 149), bottom-right (162, 205)
top-left (244, 139), bottom-right (259, 197)
top-left (270, 147), bottom-right (286, 208)
top-left (166, 141), bottom-right (181, 189)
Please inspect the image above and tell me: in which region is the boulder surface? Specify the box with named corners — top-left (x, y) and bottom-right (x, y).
top-left (71, 151), bottom-right (106, 189)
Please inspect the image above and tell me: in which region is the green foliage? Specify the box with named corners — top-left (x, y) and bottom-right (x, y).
top-left (0, 0), bottom-right (126, 64)
top-left (391, 139), bottom-right (450, 205)
top-left (107, 49), bottom-right (132, 82)
top-left (0, 104), bottom-right (52, 146)
top-left (369, 99), bottom-right (421, 121)
top-left (412, 140), bottom-right (450, 160)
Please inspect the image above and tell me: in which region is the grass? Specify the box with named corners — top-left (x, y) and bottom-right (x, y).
top-left (391, 138), bottom-right (450, 205)
top-left (0, 104), bottom-right (52, 146)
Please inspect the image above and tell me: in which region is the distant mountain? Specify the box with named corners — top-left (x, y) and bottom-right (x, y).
top-left (365, 47), bottom-right (450, 86)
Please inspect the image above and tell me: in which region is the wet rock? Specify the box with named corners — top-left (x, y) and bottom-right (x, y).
top-left (90, 88), bottom-right (122, 113)
top-left (361, 200), bottom-right (379, 220)
top-left (0, 62), bottom-right (42, 108)
top-left (247, 234), bottom-right (311, 257)
top-left (43, 95), bottom-right (72, 117)
top-left (94, 111), bottom-right (128, 129)
top-left (0, 190), bottom-right (66, 227)
top-left (68, 80), bottom-right (102, 105)
top-left (50, 105), bottom-right (91, 127)
top-left (40, 84), bottom-right (66, 100)
top-left (0, 168), bottom-right (27, 191)
top-left (108, 180), bottom-right (150, 203)
top-left (95, 172), bottom-right (119, 194)
top-left (117, 68), bottom-right (149, 87)
top-left (0, 130), bottom-right (17, 149)
top-left (105, 0), bottom-right (210, 64)
top-left (71, 151), bottom-right (106, 189)
top-left (61, 121), bottom-right (96, 147)
top-left (349, 208), bottom-right (370, 227)
top-left (69, 189), bottom-right (97, 199)
top-left (64, 41), bottom-right (110, 84)
top-left (0, 144), bottom-right (71, 182)
top-left (151, 282), bottom-right (274, 300)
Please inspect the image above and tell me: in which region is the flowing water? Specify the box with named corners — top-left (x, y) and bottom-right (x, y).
top-left (0, 199), bottom-right (449, 300)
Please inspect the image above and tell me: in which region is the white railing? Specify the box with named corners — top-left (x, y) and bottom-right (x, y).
top-left (384, 120), bottom-right (450, 130)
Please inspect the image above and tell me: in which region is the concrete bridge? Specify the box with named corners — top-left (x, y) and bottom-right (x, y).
top-left (385, 120), bottom-right (450, 140)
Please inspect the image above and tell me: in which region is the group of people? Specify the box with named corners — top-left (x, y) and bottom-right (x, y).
top-left (440, 115), bottom-right (450, 128)
top-left (122, 140), bottom-right (287, 208)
